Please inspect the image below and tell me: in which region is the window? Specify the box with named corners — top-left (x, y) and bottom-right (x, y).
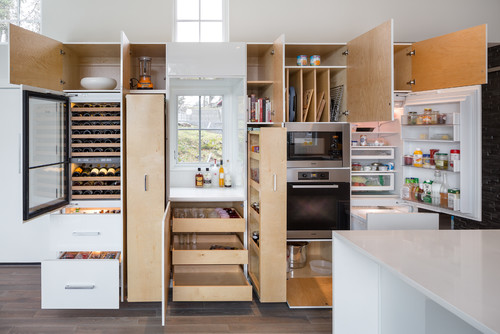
top-left (177, 95), bottom-right (223, 165)
top-left (174, 0), bottom-right (228, 42)
top-left (0, 0), bottom-right (42, 42)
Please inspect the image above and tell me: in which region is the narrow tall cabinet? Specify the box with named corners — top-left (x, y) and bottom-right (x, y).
top-left (126, 94), bottom-right (165, 302)
top-left (247, 127), bottom-right (287, 302)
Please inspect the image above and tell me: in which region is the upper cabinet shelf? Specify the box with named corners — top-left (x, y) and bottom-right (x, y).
top-left (284, 44), bottom-right (347, 67)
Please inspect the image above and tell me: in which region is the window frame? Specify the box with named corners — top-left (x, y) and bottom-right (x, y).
top-left (0, 0), bottom-right (42, 43)
top-left (171, 86), bottom-right (233, 170)
top-left (172, 0), bottom-right (229, 42)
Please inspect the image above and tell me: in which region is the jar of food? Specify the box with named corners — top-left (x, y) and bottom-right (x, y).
top-left (423, 154), bottom-right (431, 168)
top-left (435, 153), bottom-right (449, 170)
top-left (450, 149), bottom-right (460, 169)
top-left (360, 135), bottom-right (367, 146)
top-left (437, 113), bottom-right (447, 124)
top-left (429, 149), bottom-right (439, 165)
top-left (423, 108), bottom-right (432, 125)
top-left (310, 55), bottom-right (321, 66)
top-left (430, 110), bottom-right (439, 124)
top-left (352, 162), bottom-right (362, 171)
top-left (351, 140), bottom-right (358, 146)
top-left (407, 111), bottom-right (418, 125)
top-left (297, 55), bottom-right (307, 66)
top-left (416, 115), bottom-right (424, 125)
top-left (404, 154), bottom-right (413, 165)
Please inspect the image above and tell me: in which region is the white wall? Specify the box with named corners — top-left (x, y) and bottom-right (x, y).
top-left (42, 0), bottom-right (500, 43)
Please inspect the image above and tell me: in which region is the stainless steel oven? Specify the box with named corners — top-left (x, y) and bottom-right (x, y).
top-left (286, 123), bottom-right (350, 168)
top-left (287, 168), bottom-right (350, 239)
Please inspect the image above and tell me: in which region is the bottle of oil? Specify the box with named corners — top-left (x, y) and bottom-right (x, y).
top-left (218, 160), bottom-right (225, 187)
top-left (440, 173), bottom-right (449, 208)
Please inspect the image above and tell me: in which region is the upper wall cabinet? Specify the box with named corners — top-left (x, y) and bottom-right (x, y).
top-left (394, 24), bottom-right (487, 92)
top-left (9, 24), bottom-right (121, 92)
top-left (166, 42), bottom-right (246, 78)
top-left (284, 20), bottom-right (394, 123)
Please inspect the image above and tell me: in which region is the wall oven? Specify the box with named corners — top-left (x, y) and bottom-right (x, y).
top-left (286, 122), bottom-right (350, 168)
top-left (287, 168), bottom-right (350, 239)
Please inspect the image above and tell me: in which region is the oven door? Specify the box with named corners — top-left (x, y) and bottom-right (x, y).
top-left (287, 182), bottom-right (350, 237)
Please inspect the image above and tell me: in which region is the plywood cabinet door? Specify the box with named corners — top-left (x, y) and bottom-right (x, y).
top-left (346, 20), bottom-right (394, 122)
top-left (411, 24), bottom-right (487, 92)
top-left (126, 94), bottom-right (165, 302)
top-left (120, 31), bottom-right (131, 93)
top-left (9, 24), bottom-right (64, 91)
top-left (272, 34), bottom-right (285, 123)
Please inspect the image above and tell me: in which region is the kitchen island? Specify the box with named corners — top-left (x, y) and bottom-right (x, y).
top-left (333, 230), bottom-right (500, 334)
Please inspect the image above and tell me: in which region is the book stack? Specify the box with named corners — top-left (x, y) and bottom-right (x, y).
top-left (247, 95), bottom-right (272, 122)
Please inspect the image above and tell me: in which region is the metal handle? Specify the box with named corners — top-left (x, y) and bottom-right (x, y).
top-left (18, 133), bottom-right (21, 174)
top-left (65, 284), bottom-right (95, 290)
top-left (273, 174), bottom-right (277, 192)
top-left (144, 174), bottom-right (148, 191)
top-left (292, 185), bottom-right (339, 189)
top-left (72, 231), bottom-right (101, 236)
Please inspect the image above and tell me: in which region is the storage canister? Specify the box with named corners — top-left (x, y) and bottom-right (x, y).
top-left (435, 153), bottom-right (449, 170)
top-left (287, 242), bottom-right (308, 269)
top-left (450, 149), bottom-right (460, 169)
top-left (310, 55), bottom-right (321, 66)
top-left (297, 55), bottom-right (307, 66)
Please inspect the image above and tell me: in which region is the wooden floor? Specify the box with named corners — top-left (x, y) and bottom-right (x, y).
top-left (0, 264), bottom-right (332, 334)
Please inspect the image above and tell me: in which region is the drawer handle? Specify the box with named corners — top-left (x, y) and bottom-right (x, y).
top-left (72, 231), bottom-right (101, 236)
top-left (273, 174), bottom-right (277, 192)
top-left (65, 284), bottom-right (95, 290)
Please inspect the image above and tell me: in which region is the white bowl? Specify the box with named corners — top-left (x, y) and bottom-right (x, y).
top-left (80, 77), bottom-right (117, 90)
top-left (309, 260), bottom-right (332, 275)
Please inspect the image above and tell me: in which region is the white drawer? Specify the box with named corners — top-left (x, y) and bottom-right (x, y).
top-left (50, 214), bottom-right (122, 251)
top-left (41, 259), bottom-right (119, 309)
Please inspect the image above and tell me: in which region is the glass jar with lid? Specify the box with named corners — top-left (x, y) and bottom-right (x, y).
top-left (435, 153), bottom-right (449, 170)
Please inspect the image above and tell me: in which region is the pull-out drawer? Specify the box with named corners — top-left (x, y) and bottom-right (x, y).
top-left (173, 265), bottom-right (252, 302)
top-left (41, 259), bottom-right (119, 309)
top-left (50, 213), bottom-right (122, 250)
top-left (172, 234), bottom-right (247, 265)
top-left (172, 208), bottom-right (245, 233)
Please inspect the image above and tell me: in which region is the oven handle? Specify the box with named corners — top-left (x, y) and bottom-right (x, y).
top-left (292, 185), bottom-right (339, 189)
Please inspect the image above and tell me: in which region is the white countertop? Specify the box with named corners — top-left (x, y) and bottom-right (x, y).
top-left (169, 186), bottom-right (245, 202)
top-left (335, 230), bottom-right (500, 334)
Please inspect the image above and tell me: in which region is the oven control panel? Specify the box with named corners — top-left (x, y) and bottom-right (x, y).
top-left (298, 171), bottom-right (329, 180)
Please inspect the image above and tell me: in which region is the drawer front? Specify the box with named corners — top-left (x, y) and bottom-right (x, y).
top-left (173, 285), bottom-right (252, 302)
top-left (172, 218), bottom-right (245, 233)
top-left (173, 249), bottom-right (248, 265)
top-left (50, 214), bottom-right (122, 251)
top-left (42, 259), bottom-right (119, 309)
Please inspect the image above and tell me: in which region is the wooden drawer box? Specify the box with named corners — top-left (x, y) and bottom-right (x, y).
top-left (50, 213), bottom-right (122, 251)
top-left (41, 259), bottom-right (119, 309)
top-left (172, 265), bottom-right (252, 302)
top-left (172, 235), bottom-right (247, 265)
top-left (172, 209), bottom-right (245, 233)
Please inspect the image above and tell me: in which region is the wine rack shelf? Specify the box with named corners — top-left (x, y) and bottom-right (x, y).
top-left (72, 116), bottom-right (120, 121)
top-left (72, 176), bottom-right (120, 181)
top-left (71, 107), bottom-right (120, 112)
top-left (72, 194), bottom-right (120, 200)
top-left (72, 125), bottom-right (121, 130)
top-left (72, 143), bottom-right (120, 148)
top-left (72, 134), bottom-right (120, 139)
top-left (72, 152), bottom-right (121, 157)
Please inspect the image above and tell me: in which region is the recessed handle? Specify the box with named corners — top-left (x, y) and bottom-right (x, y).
top-left (65, 284), bottom-right (95, 290)
top-left (144, 174), bottom-right (148, 191)
top-left (273, 174), bottom-right (277, 192)
top-left (292, 185), bottom-right (339, 189)
top-left (72, 231), bottom-right (100, 236)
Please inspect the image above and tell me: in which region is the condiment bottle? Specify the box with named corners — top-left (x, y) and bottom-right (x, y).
top-left (218, 160), bottom-right (225, 187)
top-left (440, 173), bottom-right (449, 208)
top-left (195, 168), bottom-right (203, 187)
top-left (413, 148), bottom-right (423, 167)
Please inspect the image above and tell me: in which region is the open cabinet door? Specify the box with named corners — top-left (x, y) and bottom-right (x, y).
top-left (412, 24), bottom-right (487, 92)
top-left (121, 32), bottom-right (131, 93)
top-left (347, 20), bottom-right (394, 122)
top-left (161, 202), bottom-right (171, 326)
top-left (272, 34), bottom-right (285, 123)
top-left (9, 24), bottom-right (64, 91)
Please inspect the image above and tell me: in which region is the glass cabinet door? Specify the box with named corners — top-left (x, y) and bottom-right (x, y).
top-left (23, 91), bottom-right (69, 220)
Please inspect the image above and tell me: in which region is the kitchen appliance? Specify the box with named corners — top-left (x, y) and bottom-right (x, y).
top-left (286, 123), bottom-right (350, 168)
top-left (287, 168), bottom-right (350, 239)
top-left (137, 56), bottom-right (153, 89)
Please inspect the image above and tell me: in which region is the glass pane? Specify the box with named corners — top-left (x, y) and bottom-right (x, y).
top-left (200, 130), bottom-right (222, 163)
top-left (178, 130), bottom-right (200, 163)
top-left (200, 21), bottom-right (222, 42)
top-left (0, 0), bottom-right (19, 21)
top-left (20, 0), bottom-right (41, 32)
top-left (0, 22), bottom-right (12, 43)
top-left (177, 22), bottom-right (200, 42)
top-left (28, 96), bottom-right (66, 167)
top-left (178, 96), bottom-right (199, 129)
top-left (20, 20), bottom-right (40, 33)
top-left (200, 0), bottom-right (222, 20)
top-left (28, 163), bottom-right (66, 215)
top-left (200, 95), bottom-right (222, 129)
top-left (177, 0), bottom-right (199, 20)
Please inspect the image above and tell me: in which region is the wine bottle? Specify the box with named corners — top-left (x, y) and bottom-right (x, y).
top-left (72, 166), bottom-right (83, 177)
top-left (82, 148), bottom-right (93, 152)
top-left (72, 190), bottom-right (83, 195)
top-left (107, 165), bottom-right (116, 176)
top-left (104, 148), bottom-right (114, 152)
top-left (83, 190), bottom-right (93, 195)
top-left (114, 167), bottom-right (120, 177)
top-left (90, 165), bottom-right (99, 176)
top-left (93, 190), bottom-right (103, 195)
top-left (83, 129), bottom-right (92, 135)
top-left (81, 164), bottom-right (91, 176)
top-left (99, 165), bottom-right (107, 176)
top-left (94, 148), bottom-right (104, 152)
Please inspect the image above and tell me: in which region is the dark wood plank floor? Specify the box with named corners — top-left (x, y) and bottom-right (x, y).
top-left (0, 264), bottom-right (332, 334)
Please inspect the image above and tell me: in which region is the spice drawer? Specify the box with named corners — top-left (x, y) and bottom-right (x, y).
top-left (50, 214), bottom-right (122, 250)
top-left (172, 265), bottom-right (252, 302)
top-left (172, 235), bottom-right (247, 265)
top-left (41, 259), bottom-right (119, 309)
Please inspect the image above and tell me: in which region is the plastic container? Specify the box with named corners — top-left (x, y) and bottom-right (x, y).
top-left (287, 242), bottom-right (308, 269)
top-left (309, 260), bottom-right (332, 275)
top-left (435, 153), bottom-right (449, 170)
top-left (450, 149), bottom-right (460, 168)
top-left (413, 148), bottom-right (423, 167)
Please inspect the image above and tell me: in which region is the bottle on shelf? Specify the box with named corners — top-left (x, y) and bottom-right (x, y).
top-left (413, 148), bottom-right (423, 167)
top-left (115, 167), bottom-right (120, 177)
top-left (107, 165), bottom-right (116, 177)
top-left (72, 166), bottom-right (83, 177)
top-left (401, 178), bottom-right (411, 200)
top-left (211, 159), bottom-right (219, 187)
top-left (99, 165), bottom-right (108, 176)
top-left (81, 165), bottom-right (91, 176)
top-left (224, 159), bottom-right (232, 187)
top-left (90, 165), bottom-right (99, 176)
top-left (431, 171), bottom-right (442, 206)
top-left (203, 167), bottom-right (212, 186)
top-left (218, 160), bottom-right (225, 187)
top-left (440, 173), bottom-right (450, 208)
top-left (195, 168), bottom-right (204, 188)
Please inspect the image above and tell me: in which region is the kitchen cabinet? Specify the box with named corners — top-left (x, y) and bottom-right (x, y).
top-left (394, 24), bottom-right (487, 92)
top-left (248, 128), bottom-right (287, 302)
top-left (125, 94), bottom-right (165, 302)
